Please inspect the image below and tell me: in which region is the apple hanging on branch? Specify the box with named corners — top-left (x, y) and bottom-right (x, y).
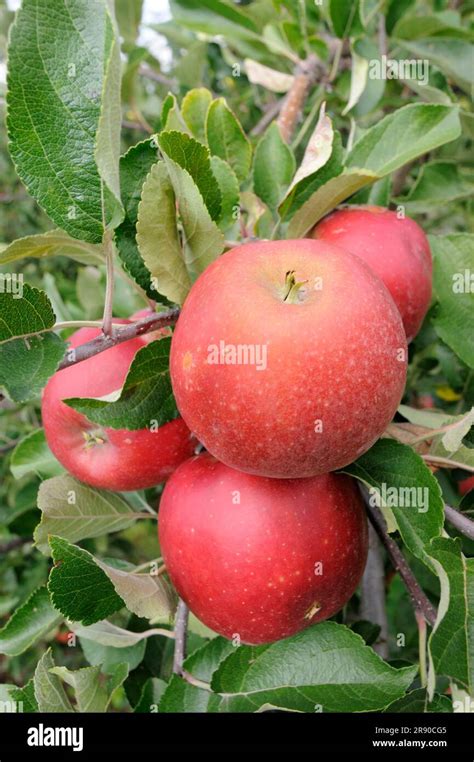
top-left (42, 323), bottom-right (195, 492)
top-left (170, 239), bottom-right (408, 479)
top-left (159, 453), bottom-right (369, 645)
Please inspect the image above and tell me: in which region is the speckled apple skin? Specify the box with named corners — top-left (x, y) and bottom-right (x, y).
top-left (159, 454), bottom-right (368, 644)
top-left (312, 206), bottom-right (432, 341)
top-left (170, 239), bottom-right (407, 479)
top-left (42, 325), bottom-right (195, 491)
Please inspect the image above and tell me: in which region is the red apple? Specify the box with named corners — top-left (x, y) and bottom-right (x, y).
top-left (170, 239), bottom-right (407, 479)
top-left (42, 323), bottom-right (196, 491)
top-left (459, 475), bottom-right (474, 496)
top-left (311, 206), bottom-right (432, 341)
top-left (159, 453), bottom-right (368, 644)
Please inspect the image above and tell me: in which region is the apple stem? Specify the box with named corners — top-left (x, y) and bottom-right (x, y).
top-left (102, 230), bottom-right (115, 337)
top-left (359, 485), bottom-right (437, 627)
top-left (172, 598), bottom-right (189, 676)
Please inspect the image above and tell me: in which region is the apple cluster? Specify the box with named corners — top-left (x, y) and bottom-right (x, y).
top-left (42, 206), bottom-right (432, 645)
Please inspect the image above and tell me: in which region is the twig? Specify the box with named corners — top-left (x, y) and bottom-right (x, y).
top-left (58, 308), bottom-right (180, 370)
top-left (421, 454), bottom-right (474, 473)
top-left (444, 504), bottom-right (474, 540)
top-left (122, 119), bottom-right (150, 132)
top-left (250, 100), bottom-right (283, 137)
top-left (102, 231), bottom-right (115, 337)
top-left (360, 486), bottom-right (437, 626)
top-left (172, 599), bottom-right (189, 676)
top-left (360, 524), bottom-right (389, 658)
top-left (392, 160), bottom-right (415, 197)
top-left (0, 537), bottom-right (30, 554)
top-left (139, 65), bottom-right (177, 90)
top-left (277, 55), bottom-right (321, 143)
top-left (416, 611), bottom-right (428, 688)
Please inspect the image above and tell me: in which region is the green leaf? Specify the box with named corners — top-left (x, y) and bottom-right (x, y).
top-left (0, 231), bottom-right (104, 267)
top-left (347, 104), bottom-right (461, 177)
top-left (0, 334), bottom-right (66, 403)
top-left (10, 679), bottom-right (38, 713)
top-left (181, 87), bottom-right (213, 143)
top-left (288, 104), bottom-right (461, 236)
top-left (281, 131), bottom-right (344, 222)
top-left (393, 13), bottom-right (473, 40)
top-left (427, 538), bottom-right (474, 696)
top-left (287, 168), bottom-right (376, 238)
top-left (7, 0), bottom-right (123, 241)
top-left (329, 0), bottom-right (362, 38)
top-left (170, 0), bottom-right (260, 42)
top-left (396, 38), bottom-right (473, 94)
top-left (0, 284), bottom-right (66, 401)
top-left (343, 48), bottom-right (369, 116)
top-left (206, 98), bottom-right (252, 184)
top-left (0, 283), bottom-right (55, 343)
top-left (210, 156), bottom-right (240, 231)
top-left (79, 634), bottom-right (146, 674)
top-left (136, 161), bottom-right (191, 305)
top-left (115, 139), bottom-right (162, 302)
top-left (91, 558), bottom-right (175, 621)
top-left (212, 623), bottom-right (417, 712)
top-left (253, 123), bottom-right (295, 210)
top-left (343, 440), bottom-right (445, 569)
top-left (116, 0), bottom-right (143, 50)
top-left (162, 92), bottom-right (189, 133)
top-left (431, 234), bottom-right (474, 369)
top-left (48, 536), bottom-right (124, 626)
top-left (10, 429), bottom-right (63, 480)
top-left (0, 587), bottom-right (62, 656)
top-left (134, 677), bottom-right (167, 712)
top-left (48, 535), bottom-right (175, 623)
top-left (383, 689), bottom-right (452, 713)
top-left (398, 162), bottom-right (474, 213)
top-left (35, 475), bottom-right (140, 554)
top-left (158, 131), bottom-right (222, 221)
top-left (65, 338), bottom-right (177, 430)
top-left (34, 649), bottom-right (74, 713)
top-left (50, 663), bottom-right (128, 712)
top-left (71, 620), bottom-right (172, 648)
top-left (160, 155), bottom-right (225, 282)
top-left (159, 637), bottom-right (233, 712)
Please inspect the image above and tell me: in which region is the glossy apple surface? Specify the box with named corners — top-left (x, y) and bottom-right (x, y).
top-left (42, 324), bottom-right (195, 491)
top-left (159, 453), bottom-right (369, 644)
top-left (312, 206), bottom-right (432, 341)
top-left (170, 239), bottom-right (407, 478)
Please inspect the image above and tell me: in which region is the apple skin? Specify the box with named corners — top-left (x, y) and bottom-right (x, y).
top-left (311, 206), bottom-right (432, 341)
top-left (459, 475), bottom-right (474, 496)
top-left (170, 239), bottom-right (407, 479)
top-left (159, 453), bottom-right (369, 644)
top-left (42, 323), bottom-right (196, 491)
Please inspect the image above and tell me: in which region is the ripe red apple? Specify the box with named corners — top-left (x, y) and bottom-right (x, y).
top-left (42, 323), bottom-right (195, 491)
top-left (170, 239), bottom-right (407, 479)
top-left (459, 475), bottom-right (474, 496)
top-left (159, 453), bottom-right (368, 644)
top-left (311, 206), bottom-right (432, 341)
